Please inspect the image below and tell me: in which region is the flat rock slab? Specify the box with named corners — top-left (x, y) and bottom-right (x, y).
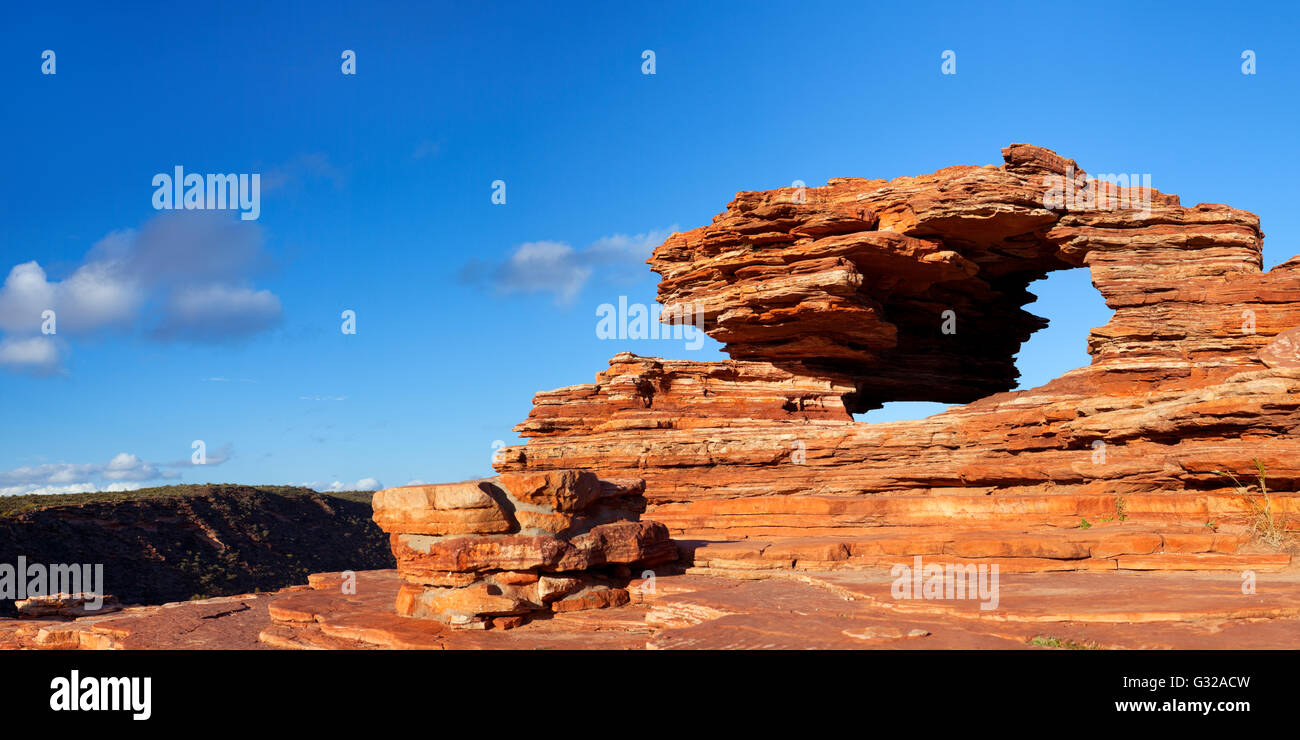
top-left (266, 581), bottom-right (652, 650)
top-left (6, 566), bottom-right (1300, 650)
top-left (642, 569), bottom-right (1300, 649)
top-left (0, 591), bottom-right (299, 650)
top-left (807, 569), bottom-right (1300, 624)
top-left (1260, 326), bottom-right (1300, 368)
top-left (644, 576), bottom-right (1030, 650)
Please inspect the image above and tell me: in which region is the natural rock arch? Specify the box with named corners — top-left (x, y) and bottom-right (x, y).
top-left (498, 145), bottom-right (1300, 547)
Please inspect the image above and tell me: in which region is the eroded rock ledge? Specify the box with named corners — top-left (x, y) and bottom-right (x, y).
top-left (372, 472), bottom-right (675, 628)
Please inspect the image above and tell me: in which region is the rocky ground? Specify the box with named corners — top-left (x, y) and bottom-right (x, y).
top-left (4, 564), bottom-right (1296, 650)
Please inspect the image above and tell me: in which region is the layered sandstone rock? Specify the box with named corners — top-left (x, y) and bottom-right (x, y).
top-left (497, 144), bottom-right (1300, 565)
top-left (645, 143), bottom-right (1277, 406)
top-left (371, 473), bottom-right (676, 628)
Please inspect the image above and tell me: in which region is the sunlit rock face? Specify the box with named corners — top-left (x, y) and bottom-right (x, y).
top-left (645, 144), bottom-right (1275, 409)
top-left (497, 145), bottom-right (1299, 565)
top-left (371, 473), bottom-right (676, 629)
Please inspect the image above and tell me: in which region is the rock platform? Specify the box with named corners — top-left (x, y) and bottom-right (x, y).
top-left (4, 566), bottom-right (1298, 650)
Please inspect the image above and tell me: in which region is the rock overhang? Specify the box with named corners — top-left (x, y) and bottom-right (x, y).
top-left (646, 143), bottom-right (1267, 412)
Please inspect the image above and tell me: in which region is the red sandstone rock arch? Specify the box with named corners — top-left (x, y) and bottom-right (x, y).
top-left (648, 144), bottom-right (1274, 410)
top-left (498, 145), bottom-right (1300, 547)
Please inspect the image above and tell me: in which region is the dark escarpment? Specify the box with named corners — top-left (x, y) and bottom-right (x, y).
top-left (0, 484), bottom-right (394, 615)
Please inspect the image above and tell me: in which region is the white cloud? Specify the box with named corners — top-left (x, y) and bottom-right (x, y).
top-left (103, 482), bottom-right (147, 493)
top-left (0, 481), bottom-right (148, 497)
top-left (0, 447), bottom-right (230, 497)
top-left (585, 229), bottom-right (677, 263)
top-left (59, 260), bottom-right (142, 329)
top-left (102, 452), bottom-right (161, 481)
top-left (0, 262), bottom-right (55, 333)
top-left (298, 477), bottom-right (383, 493)
top-left (462, 227), bottom-right (677, 305)
top-left (497, 241), bottom-right (591, 304)
top-left (0, 483), bottom-right (98, 497)
top-left (0, 336), bottom-right (62, 375)
top-left (0, 260), bottom-right (138, 335)
top-left (0, 210), bottom-right (283, 374)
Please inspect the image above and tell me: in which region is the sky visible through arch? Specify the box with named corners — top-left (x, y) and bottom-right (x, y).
top-left (2, 1), bottom-right (1297, 495)
top-left (860, 268), bottom-right (1112, 423)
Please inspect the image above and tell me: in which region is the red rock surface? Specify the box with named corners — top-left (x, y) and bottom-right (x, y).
top-left (675, 522), bottom-right (1292, 574)
top-left (8, 568), bottom-right (1299, 650)
top-left (644, 569), bottom-right (1300, 650)
top-left (371, 473), bottom-right (675, 628)
top-left (496, 144), bottom-right (1300, 566)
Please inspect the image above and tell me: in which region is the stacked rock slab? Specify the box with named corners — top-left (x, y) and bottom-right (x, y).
top-left (372, 471), bottom-right (676, 628)
top-left (496, 144), bottom-right (1300, 564)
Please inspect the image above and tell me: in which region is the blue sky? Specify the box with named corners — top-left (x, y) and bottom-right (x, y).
top-left (2, 1), bottom-right (1297, 495)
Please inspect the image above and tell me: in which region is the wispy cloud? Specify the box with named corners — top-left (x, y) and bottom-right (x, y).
top-left (293, 477), bottom-right (382, 493)
top-left (460, 227), bottom-right (677, 305)
top-left (411, 140), bottom-right (441, 160)
top-left (0, 445), bottom-right (232, 497)
top-left (0, 336), bottom-right (64, 376)
top-left (160, 443), bottom-right (232, 468)
top-left (261, 152), bottom-right (345, 192)
top-left (152, 284), bottom-right (281, 342)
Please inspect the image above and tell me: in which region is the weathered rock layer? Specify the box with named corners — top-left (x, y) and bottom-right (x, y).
top-left (372, 472), bottom-right (675, 628)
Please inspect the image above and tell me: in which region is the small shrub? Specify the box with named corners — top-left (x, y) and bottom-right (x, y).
top-left (1029, 635), bottom-right (1101, 650)
top-left (1213, 459), bottom-right (1293, 549)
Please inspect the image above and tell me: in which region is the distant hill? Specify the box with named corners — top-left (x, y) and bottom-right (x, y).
top-left (0, 484), bottom-right (394, 614)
